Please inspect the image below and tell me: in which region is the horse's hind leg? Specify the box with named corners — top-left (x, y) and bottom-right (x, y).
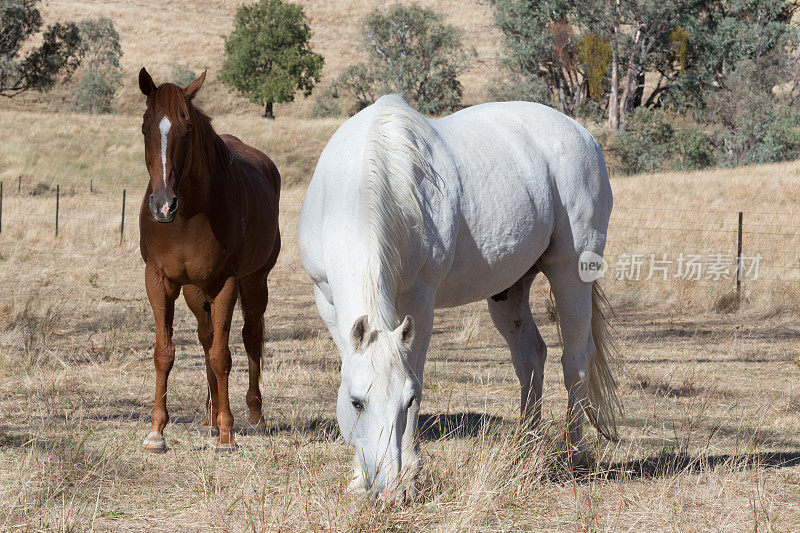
top-left (238, 268), bottom-right (270, 429)
top-left (487, 272), bottom-right (547, 427)
top-left (184, 285), bottom-right (218, 437)
top-left (539, 257), bottom-right (594, 457)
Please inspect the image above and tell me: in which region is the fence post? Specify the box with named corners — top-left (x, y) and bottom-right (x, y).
top-left (736, 211), bottom-right (743, 299)
top-left (55, 184), bottom-right (60, 237)
top-left (120, 189), bottom-right (126, 244)
top-left (0, 181), bottom-right (3, 234)
top-left (90, 179), bottom-right (93, 194)
top-left (18, 175), bottom-right (21, 195)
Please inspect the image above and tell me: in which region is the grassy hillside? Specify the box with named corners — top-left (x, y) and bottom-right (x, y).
top-left (1, 0), bottom-right (502, 117)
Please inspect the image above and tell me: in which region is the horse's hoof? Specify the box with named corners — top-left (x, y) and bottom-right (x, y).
top-left (214, 443), bottom-right (239, 454)
top-left (245, 419), bottom-right (267, 435)
top-left (142, 432), bottom-right (167, 453)
top-left (346, 475), bottom-right (367, 494)
top-left (197, 426), bottom-right (220, 437)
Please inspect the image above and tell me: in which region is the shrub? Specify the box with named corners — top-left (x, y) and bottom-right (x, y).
top-left (336, 3), bottom-right (474, 115)
top-left (610, 108), bottom-right (675, 174)
top-left (70, 70), bottom-right (119, 113)
top-left (310, 86), bottom-right (341, 118)
top-left (69, 17), bottom-right (122, 114)
top-left (487, 73), bottom-right (552, 106)
top-left (171, 64), bottom-right (198, 87)
top-left (578, 33), bottom-right (611, 102)
top-left (609, 110), bottom-right (715, 174)
top-left (708, 75), bottom-right (800, 167)
top-left (334, 64), bottom-right (378, 115)
top-left (673, 126), bottom-right (714, 171)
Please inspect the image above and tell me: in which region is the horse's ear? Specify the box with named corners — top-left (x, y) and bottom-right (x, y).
top-left (350, 315), bottom-right (370, 352)
top-left (183, 70), bottom-right (207, 101)
top-left (395, 315), bottom-right (415, 349)
top-left (139, 67), bottom-right (156, 96)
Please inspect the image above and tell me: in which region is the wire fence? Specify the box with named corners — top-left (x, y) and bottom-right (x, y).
top-left (1, 178), bottom-right (799, 290)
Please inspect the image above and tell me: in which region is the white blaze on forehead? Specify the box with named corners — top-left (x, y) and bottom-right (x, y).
top-left (159, 116), bottom-right (171, 186)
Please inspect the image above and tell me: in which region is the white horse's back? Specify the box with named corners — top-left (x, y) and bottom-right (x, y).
top-left (425, 100), bottom-right (611, 307)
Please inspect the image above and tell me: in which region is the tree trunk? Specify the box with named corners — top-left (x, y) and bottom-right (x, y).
top-left (618, 24), bottom-right (644, 131)
top-left (607, 0), bottom-right (620, 130)
top-left (631, 71), bottom-right (645, 109)
top-left (608, 46), bottom-right (619, 129)
top-left (263, 101), bottom-right (275, 120)
top-left (619, 68), bottom-right (634, 131)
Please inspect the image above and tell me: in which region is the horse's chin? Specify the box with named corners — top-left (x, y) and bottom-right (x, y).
top-left (151, 212), bottom-right (177, 223)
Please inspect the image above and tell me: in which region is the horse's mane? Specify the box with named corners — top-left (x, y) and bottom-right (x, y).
top-left (361, 95), bottom-right (434, 330)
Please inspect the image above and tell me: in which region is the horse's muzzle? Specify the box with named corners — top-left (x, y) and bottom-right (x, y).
top-left (149, 189), bottom-right (178, 223)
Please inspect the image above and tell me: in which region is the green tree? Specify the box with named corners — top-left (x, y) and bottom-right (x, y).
top-left (493, 0), bottom-right (584, 116)
top-left (668, 0), bottom-right (795, 111)
top-left (0, 0), bottom-right (82, 97)
top-left (70, 17), bottom-right (122, 113)
top-left (335, 3), bottom-right (475, 115)
top-left (220, 0), bottom-right (323, 119)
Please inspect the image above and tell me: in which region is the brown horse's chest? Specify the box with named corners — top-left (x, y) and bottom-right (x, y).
top-left (142, 217), bottom-right (235, 288)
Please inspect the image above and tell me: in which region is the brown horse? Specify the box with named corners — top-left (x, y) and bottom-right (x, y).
top-left (137, 67), bottom-right (280, 452)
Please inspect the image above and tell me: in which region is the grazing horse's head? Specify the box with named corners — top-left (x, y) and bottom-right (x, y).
top-left (138, 67), bottom-right (206, 223)
top-left (337, 314), bottom-right (422, 500)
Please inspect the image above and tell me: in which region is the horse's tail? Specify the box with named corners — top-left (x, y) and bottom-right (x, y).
top-left (586, 282), bottom-right (623, 441)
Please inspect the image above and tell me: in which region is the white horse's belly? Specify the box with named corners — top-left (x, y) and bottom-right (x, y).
top-left (433, 190), bottom-right (554, 308)
top-left (434, 236), bottom-right (549, 308)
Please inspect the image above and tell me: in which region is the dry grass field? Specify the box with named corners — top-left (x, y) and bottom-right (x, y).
top-left (1, 1), bottom-right (799, 530)
top-left (1, 109), bottom-right (800, 530)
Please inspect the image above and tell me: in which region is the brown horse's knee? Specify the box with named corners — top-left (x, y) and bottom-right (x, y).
top-left (208, 346), bottom-right (231, 377)
top-left (154, 344), bottom-right (175, 373)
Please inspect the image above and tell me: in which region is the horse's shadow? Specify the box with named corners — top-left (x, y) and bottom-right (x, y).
top-left (418, 412), bottom-right (506, 441)
top-left (252, 412), bottom-right (506, 441)
top-left (596, 450), bottom-right (800, 481)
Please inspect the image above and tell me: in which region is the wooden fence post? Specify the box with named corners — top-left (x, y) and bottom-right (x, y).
top-left (55, 184), bottom-right (60, 237)
top-left (120, 189), bottom-right (126, 244)
top-left (736, 211), bottom-right (743, 299)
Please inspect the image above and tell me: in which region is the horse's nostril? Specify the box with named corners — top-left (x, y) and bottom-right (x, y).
top-left (169, 197), bottom-right (178, 212)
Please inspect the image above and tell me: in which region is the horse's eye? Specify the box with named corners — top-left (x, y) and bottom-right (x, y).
top-left (351, 399), bottom-right (364, 412)
top-left (406, 395), bottom-right (416, 410)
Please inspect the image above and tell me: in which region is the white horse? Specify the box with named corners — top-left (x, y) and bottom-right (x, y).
top-left (298, 94), bottom-right (621, 499)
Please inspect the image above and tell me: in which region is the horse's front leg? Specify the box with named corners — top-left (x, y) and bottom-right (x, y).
top-left (184, 285), bottom-right (218, 437)
top-left (395, 282), bottom-right (436, 500)
top-left (208, 276), bottom-right (239, 451)
top-left (143, 261), bottom-right (181, 453)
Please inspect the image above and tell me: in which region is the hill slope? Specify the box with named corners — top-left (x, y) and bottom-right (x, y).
top-left (3, 0), bottom-right (502, 117)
